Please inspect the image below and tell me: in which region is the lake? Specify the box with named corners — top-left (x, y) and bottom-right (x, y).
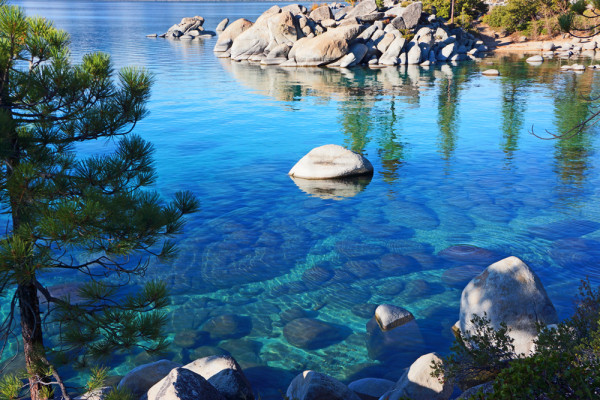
top-left (4, 0), bottom-right (600, 397)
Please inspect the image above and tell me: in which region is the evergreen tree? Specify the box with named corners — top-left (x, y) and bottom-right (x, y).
top-left (0, 2), bottom-right (198, 399)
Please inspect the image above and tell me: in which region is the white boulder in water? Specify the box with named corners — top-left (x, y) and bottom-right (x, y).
top-left (289, 144), bottom-right (373, 179)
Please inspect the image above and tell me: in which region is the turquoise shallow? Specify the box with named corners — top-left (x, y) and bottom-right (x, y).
top-left (3, 0), bottom-right (600, 397)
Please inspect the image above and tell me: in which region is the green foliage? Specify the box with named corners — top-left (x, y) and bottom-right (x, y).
top-left (423, 0), bottom-right (488, 22)
top-left (376, 0), bottom-right (385, 9)
top-left (437, 280), bottom-right (600, 399)
top-left (483, 0), bottom-right (540, 33)
top-left (104, 387), bottom-right (135, 400)
top-left (0, 1), bottom-right (199, 399)
top-left (432, 314), bottom-right (522, 389)
top-left (0, 374), bottom-right (23, 400)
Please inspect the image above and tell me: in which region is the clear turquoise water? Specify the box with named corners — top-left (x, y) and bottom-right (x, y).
top-left (3, 0), bottom-right (600, 397)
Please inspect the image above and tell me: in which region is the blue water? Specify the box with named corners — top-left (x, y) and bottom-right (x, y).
top-left (3, 0), bottom-right (600, 397)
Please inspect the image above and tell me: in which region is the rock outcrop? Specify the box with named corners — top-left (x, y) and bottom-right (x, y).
top-left (147, 367), bottom-right (225, 400)
top-left (213, 1), bottom-right (487, 68)
top-left (459, 256), bottom-right (558, 355)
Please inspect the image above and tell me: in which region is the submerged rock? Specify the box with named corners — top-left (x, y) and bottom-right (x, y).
top-left (202, 314), bottom-right (253, 341)
top-left (348, 378), bottom-right (395, 400)
top-left (286, 370), bottom-right (361, 400)
top-left (283, 318), bottom-right (345, 349)
top-left (460, 256), bottom-right (558, 355)
top-left (289, 144), bottom-right (373, 179)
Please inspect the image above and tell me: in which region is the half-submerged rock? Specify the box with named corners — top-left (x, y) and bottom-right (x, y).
top-left (288, 144), bottom-right (373, 179)
top-left (117, 359), bottom-right (181, 398)
top-left (184, 356), bottom-right (254, 400)
top-left (380, 353), bottom-right (452, 400)
top-left (289, 174), bottom-right (372, 200)
top-left (147, 367), bottom-right (225, 400)
top-left (375, 304), bottom-right (415, 331)
top-left (459, 256), bottom-right (558, 355)
top-left (286, 370), bottom-right (361, 400)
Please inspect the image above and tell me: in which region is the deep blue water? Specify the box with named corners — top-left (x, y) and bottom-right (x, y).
top-left (3, 0), bottom-right (600, 397)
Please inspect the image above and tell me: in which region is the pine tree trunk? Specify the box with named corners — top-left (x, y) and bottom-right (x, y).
top-left (17, 281), bottom-right (49, 400)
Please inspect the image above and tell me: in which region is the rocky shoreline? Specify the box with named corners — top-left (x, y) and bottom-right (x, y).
top-left (82, 253), bottom-right (557, 400)
top-left (210, 1), bottom-right (488, 67)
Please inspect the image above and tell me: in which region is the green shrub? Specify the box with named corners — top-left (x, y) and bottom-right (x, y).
top-left (423, 0), bottom-right (488, 21)
top-left (435, 280), bottom-right (600, 399)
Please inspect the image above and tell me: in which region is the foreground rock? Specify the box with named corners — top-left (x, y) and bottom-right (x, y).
top-left (286, 370), bottom-right (361, 400)
top-left (459, 256), bottom-right (558, 355)
top-left (289, 144), bottom-right (373, 179)
top-left (147, 367), bottom-right (225, 400)
top-left (380, 353), bottom-right (452, 400)
top-left (348, 378), bottom-right (395, 400)
top-left (184, 356), bottom-right (254, 400)
top-left (375, 304), bottom-right (415, 331)
top-left (117, 359), bottom-right (181, 398)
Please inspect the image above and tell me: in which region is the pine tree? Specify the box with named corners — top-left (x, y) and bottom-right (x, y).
top-left (0, 2), bottom-right (198, 399)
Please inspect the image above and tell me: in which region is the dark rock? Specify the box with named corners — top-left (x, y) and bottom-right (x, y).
top-left (441, 265), bottom-right (485, 288)
top-left (379, 254), bottom-right (420, 275)
top-left (352, 303), bottom-right (379, 319)
top-left (202, 314), bottom-right (252, 341)
top-left (302, 266), bottom-right (334, 287)
top-left (528, 219), bottom-right (600, 241)
top-left (438, 245), bottom-right (501, 265)
top-left (344, 260), bottom-right (380, 278)
top-left (283, 318), bottom-right (346, 350)
top-left (147, 367), bottom-right (225, 400)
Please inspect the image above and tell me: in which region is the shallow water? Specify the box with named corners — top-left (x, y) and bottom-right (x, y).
top-left (4, 0), bottom-right (600, 397)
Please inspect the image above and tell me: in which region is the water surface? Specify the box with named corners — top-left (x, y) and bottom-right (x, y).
top-left (3, 1), bottom-right (600, 397)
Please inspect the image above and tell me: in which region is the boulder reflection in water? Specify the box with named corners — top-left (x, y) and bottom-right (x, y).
top-left (290, 174), bottom-right (372, 200)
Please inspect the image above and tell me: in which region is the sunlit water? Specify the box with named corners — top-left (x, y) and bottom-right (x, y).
top-left (3, 1), bottom-right (600, 397)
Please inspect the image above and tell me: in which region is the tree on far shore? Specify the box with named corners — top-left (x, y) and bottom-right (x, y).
top-left (0, 2), bottom-right (198, 399)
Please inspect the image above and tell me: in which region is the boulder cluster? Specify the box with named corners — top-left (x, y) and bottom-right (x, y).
top-left (80, 254), bottom-right (559, 400)
top-left (148, 16), bottom-right (216, 40)
top-left (213, 0), bottom-right (489, 67)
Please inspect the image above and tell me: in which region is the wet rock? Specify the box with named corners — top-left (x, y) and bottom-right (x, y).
top-left (352, 303), bottom-right (379, 319)
top-left (283, 318), bottom-right (345, 349)
top-left (366, 317), bottom-right (425, 364)
top-left (202, 314), bottom-right (253, 341)
top-left (190, 346), bottom-right (231, 360)
top-left (528, 219), bottom-right (600, 241)
top-left (460, 256), bottom-right (558, 355)
top-left (381, 353), bottom-right (452, 400)
top-left (118, 360), bottom-right (182, 399)
top-left (379, 254), bottom-right (420, 275)
top-left (438, 245), bottom-right (500, 265)
top-left (286, 370), bottom-right (361, 400)
top-left (302, 265), bottom-right (334, 287)
top-left (184, 356), bottom-right (253, 400)
top-left (348, 378), bottom-right (395, 400)
top-left (336, 240), bottom-right (386, 259)
top-left (174, 329), bottom-right (202, 349)
top-left (280, 306), bottom-right (309, 323)
top-left (375, 304), bottom-right (415, 331)
top-left (147, 367), bottom-right (225, 400)
top-left (378, 279), bottom-right (405, 296)
top-left (441, 265), bottom-right (485, 288)
top-left (344, 260), bottom-right (380, 278)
